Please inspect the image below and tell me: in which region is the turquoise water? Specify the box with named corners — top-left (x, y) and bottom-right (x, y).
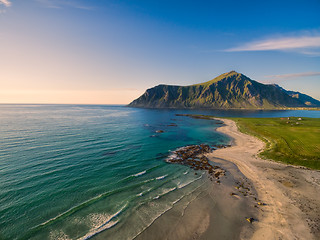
top-left (0, 105), bottom-right (318, 239)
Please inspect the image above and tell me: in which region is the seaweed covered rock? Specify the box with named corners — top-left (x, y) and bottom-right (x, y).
top-left (167, 144), bottom-right (226, 179)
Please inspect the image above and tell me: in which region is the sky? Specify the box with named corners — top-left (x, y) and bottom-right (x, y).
top-left (0, 0), bottom-right (320, 104)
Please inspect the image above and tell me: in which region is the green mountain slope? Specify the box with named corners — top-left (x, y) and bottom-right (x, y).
top-left (128, 71), bottom-right (320, 109)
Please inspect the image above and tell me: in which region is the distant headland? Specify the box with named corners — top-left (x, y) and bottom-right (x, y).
top-left (128, 71), bottom-right (320, 109)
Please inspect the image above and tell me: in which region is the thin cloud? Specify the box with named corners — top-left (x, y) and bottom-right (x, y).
top-left (264, 72), bottom-right (320, 83)
top-left (0, 0), bottom-right (11, 7)
top-left (225, 35), bottom-right (320, 55)
top-left (266, 72), bottom-right (320, 79)
top-left (36, 0), bottom-right (93, 10)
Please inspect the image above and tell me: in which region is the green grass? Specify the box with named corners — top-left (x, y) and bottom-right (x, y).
top-left (183, 114), bottom-right (320, 169)
top-left (228, 117), bottom-right (320, 170)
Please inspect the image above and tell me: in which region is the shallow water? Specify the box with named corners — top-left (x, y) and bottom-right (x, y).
top-left (0, 105), bottom-right (318, 239)
top-left (134, 157), bottom-right (258, 240)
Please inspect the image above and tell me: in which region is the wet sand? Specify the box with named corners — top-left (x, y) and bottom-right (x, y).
top-left (135, 157), bottom-right (259, 240)
top-left (210, 118), bottom-right (320, 240)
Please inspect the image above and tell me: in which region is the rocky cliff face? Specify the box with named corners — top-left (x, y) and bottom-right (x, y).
top-left (129, 71), bottom-right (320, 109)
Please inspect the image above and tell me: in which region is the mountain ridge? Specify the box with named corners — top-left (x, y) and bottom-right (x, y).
top-left (272, 84), bottom-right (320, 106)
top-left (128, 71), bottom-right (320, 109)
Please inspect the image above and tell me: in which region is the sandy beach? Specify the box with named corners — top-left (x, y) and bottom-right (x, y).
top-left (134, 156), bottom-right (259, 240)
top-left (209, 118), bottom-right (320, 240)
top-left (132, 117), bottom-right (320, 240)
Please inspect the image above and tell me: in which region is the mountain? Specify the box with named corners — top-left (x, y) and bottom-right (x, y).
top-left (128, 71), bottom-right (320, 109)
top-left (272, 84), bottom-right (320, 107)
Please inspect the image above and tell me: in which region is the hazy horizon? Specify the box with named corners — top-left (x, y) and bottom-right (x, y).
top-left (1, 0), bottom-right (320, 104)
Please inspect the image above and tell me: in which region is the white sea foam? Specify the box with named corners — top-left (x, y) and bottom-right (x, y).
top-left (49, 230), bottom-right (72, 240)
top-left (156, 174), bottom-right (168, 180)
top-left (166, 145), bottom-right (195, 162)
top-left (131, 205), bottom-right (173, 239)
top-left (143, 178), bottom-right (155, 184)
top-left (36, 189), bottom-right (117, 229)
top-left (132, 187), bottom-right (192, 240)
top-left (177, 176), bottom-right (202, 189)
top-left (137, 188), bottom-right (152, 197)
top-left (80, 220), bottom-right (119, 240)
top-left (153, 187), bottom-right (177, 200)
top-left (133, 170), bottom-right (146, 177)
top-left (172, 195), bottom-right (185, 205)
top-left (79, 203), bottom-right (127, 240)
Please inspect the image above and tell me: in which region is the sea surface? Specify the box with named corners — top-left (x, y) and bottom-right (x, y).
top-left (0, 104), bottom-right (319, 240)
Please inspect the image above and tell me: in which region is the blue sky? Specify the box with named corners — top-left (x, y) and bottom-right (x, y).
top-left (0, 0), bottom-right (320, 103)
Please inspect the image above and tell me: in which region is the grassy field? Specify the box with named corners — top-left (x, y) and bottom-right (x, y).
top-left (229, 117), bottom-right (320, 170)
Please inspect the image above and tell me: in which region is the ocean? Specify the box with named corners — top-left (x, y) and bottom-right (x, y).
top-left (0, 104), bottom-right (318, 240)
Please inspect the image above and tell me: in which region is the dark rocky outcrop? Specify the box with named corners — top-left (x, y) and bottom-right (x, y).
top-left (166, 144), bottom-right (226, 179)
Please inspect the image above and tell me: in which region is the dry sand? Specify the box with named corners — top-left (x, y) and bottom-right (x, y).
top-left (209, 118), bottom-right (320, 240)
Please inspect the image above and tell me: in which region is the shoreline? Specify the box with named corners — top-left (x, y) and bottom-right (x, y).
top-left (209, 118), bottom-right (320, 239)
top-left (134, 157), bottom-right (258, 240)
top-left (96, 117), bottom-right (319, 240)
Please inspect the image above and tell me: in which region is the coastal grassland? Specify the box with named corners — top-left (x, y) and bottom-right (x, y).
top-left (230, 117), bottom-right (320, 170)
top-left (179, 114), bottom-right (320, 169)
